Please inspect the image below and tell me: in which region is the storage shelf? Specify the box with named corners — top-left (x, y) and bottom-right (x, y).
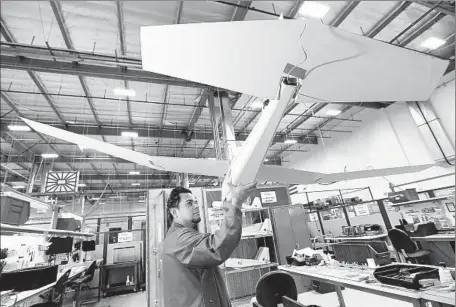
top-left (241, 207), bottom-right (268, 213)
top-left (390, 196), bottom-right (449, 207)
top-left (241, 233), bottom-right (273, 239)
top-left (0, 223), bottom-right (94, 237)
top-left (222, 262), bottom-right (279, 274)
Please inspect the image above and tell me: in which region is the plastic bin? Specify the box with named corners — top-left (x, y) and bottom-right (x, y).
top-left (332, 241), bottom-right (391, 265)
top-left (373, 264), bottom-right (439, 290)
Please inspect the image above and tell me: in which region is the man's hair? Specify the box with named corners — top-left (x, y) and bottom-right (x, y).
top-left (167, 186), bottom-right (192, 224)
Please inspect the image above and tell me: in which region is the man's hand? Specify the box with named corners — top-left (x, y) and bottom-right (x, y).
top-left (223, 169), bottom-right (257, 208)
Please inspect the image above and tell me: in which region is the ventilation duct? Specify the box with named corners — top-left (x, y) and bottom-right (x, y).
top-left (408, 101), bottom-right (455, 167)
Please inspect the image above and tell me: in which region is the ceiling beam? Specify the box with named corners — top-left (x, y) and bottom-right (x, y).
top-left (50, 1), bottom-right (104, 130)
top-left (2, 173), bottom-right (215, 182)
top-left (330, 1), bottom-right (360, 27)
top-left (230, 1), bottom-right (252, 21)
top-left (1, 92), bottom-right (75, 170)
top-left (116, 1), bottom-right (134, 128)
top-left (0, 54), bottom-right (208, 89)
top-left (0, 121), bottom-right (317, 144)
top-left (366, 2), bottom-right (412, 38)
top-left (0, 16), bottom-right (14, 42)
top-left (287, 0), bottom-right (305, 18)
top-left (26, 72), bottom-right (67, 126)
top-left (1, 137), bottom-right (34, 161)
top-left (280, 103), bottom-right (327, 138)
top-left (176, 1), bottom-right (184, 23)
top-left (420, 2), bottom-right (455, 17)
top-left (50, 1), bottom-right (128, 169)
top-left (1, 15), bottom-right (67, 126)
top-left (398, 12), bottom-right (446, 47)
top-left (445, 58), bottom-right (455, 74)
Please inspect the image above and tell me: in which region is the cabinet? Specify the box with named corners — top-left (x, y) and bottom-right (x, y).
top-left (203, 186), bottom-right (290, 300)
top-left (270, 204), bottom-right (314, 292)
top-left (270, 205), bottom-right (312, 264)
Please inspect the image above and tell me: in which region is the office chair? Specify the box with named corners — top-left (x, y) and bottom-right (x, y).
top-left (252, 271), bottom-right (298, 307)
top-left (31, 269), bottom-right (71, 307)
top-left (72, 261), bottom-right (99, 307)
top-left (388, 229), bottom-right (431, 264)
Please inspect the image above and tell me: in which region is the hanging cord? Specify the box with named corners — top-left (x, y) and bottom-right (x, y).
top-left (286, 18), bottom-right (308, 84)
top-left (84, 182), bottom-right (109, 217)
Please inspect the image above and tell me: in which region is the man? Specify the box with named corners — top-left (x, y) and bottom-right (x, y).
top-left (162, 175), bottom-right (257, 307)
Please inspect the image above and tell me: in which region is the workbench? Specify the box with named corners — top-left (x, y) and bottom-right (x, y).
top-left (411, 234), bottom-right (455, 267)
top-left (279, 264), bottom-right (455, 307)
top-left (1, 260), bottom-right (102, 307)
top-left (333, 234), bottom-right (388, 241)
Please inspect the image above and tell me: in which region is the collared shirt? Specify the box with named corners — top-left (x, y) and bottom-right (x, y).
top-left (162, 204), bottom-right (242, 307)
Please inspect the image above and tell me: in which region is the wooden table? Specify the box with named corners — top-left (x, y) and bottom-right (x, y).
top-left (279, 264), bottom-right (455, 307)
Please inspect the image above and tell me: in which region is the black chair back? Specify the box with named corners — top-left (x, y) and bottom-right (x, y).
top-left (256, 271), bottom-right (297, 307)
top-left (84, 261), bottom-right (97, 282)
top-left (52, 269), bottom-right (71, 302)
top-left (388, 229), bottom-right (417, 254)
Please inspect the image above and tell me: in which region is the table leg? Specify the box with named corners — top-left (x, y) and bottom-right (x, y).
top-left (335, 285), bottom-right (346, 307)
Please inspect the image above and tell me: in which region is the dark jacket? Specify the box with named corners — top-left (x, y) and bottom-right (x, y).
top-left (162, 203), bottom-right (242, 307)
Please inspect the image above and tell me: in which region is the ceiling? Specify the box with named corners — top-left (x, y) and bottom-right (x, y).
top-left (1, 1), bottom-right (454, 197)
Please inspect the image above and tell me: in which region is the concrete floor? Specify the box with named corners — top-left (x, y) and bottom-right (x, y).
top-left (62, 288), bottom-right (417, 307)
top-left (62, 292), bottom-right (147, 307)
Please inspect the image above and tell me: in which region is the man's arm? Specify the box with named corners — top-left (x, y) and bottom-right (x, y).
top-left (173, 202), bottom-right (243, 268)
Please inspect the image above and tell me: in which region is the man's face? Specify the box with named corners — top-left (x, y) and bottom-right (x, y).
top-left (174, 193), bottom-right (201, 225)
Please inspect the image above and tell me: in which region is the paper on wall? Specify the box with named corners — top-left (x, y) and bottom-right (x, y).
top-left (260, 191), bottom-right (277, 204)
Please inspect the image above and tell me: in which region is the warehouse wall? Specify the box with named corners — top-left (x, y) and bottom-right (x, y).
top-left (428, 73), bottom-right (455, 147)
top-left (285, 101), bottom-right (455, 202)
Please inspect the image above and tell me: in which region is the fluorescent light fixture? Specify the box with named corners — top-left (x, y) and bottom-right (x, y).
top-left (250, 100), bottom-right (264, 110)
top-left (78, 183), bottom-right (86, 187)
top-left (61, 212), bottom-right (83, 221)
top-left (420, 37), bottom-right (446, 50)
top-left (121, 131), bottom-right (138, 138)
top-left (264, 158), bottom-right (269, 162)
top-left (8, 125), bottom-right (31, 131)
top-left (41, 153), bottom-right (59, 159)
top-left (113, 88), bottom-right (136, 97)
top-left (13, 185), bottom-right (26, 189)
top-left (207, 158), bottom-right (216, 160)
top-left (129, 171), bottom-right (140, 175)
top-left (299, 1), bottom-right (330, 18)
top-left (138, 200), bottom-right (146, 203)
top-left (326, 109), bottom-right (342, 116)
top-left (91, 197), bottom-right (100, 201)
top-left (132, 183), bottom-right (141, 186)
top-left (284, 139), bottom-right (298, 144)
top-left (98, 202), bottom-right (106, 205)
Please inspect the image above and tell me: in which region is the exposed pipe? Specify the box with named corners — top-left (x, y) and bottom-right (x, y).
top-left (393, 172), bottom-right (455, 188)
top-left (214, 1), bottom-right (293, 19)
top-left (0, 89), bottom-right (361, 122)
top-left (389, 1), bottom-right (441, 44)
top-left (415, 101), bottom-right (454, 166)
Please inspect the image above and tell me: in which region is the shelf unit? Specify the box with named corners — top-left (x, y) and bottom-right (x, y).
top-left (390, 196), bottom-right (449, 207)
top-left (223, 262), bottom-right (279, 274)
top-left (203, 187), bottom-right (280, 301)
top-left (241, 233), bottom-right (273, 239)
top-left (0, 223), bottom-right (93, 237)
